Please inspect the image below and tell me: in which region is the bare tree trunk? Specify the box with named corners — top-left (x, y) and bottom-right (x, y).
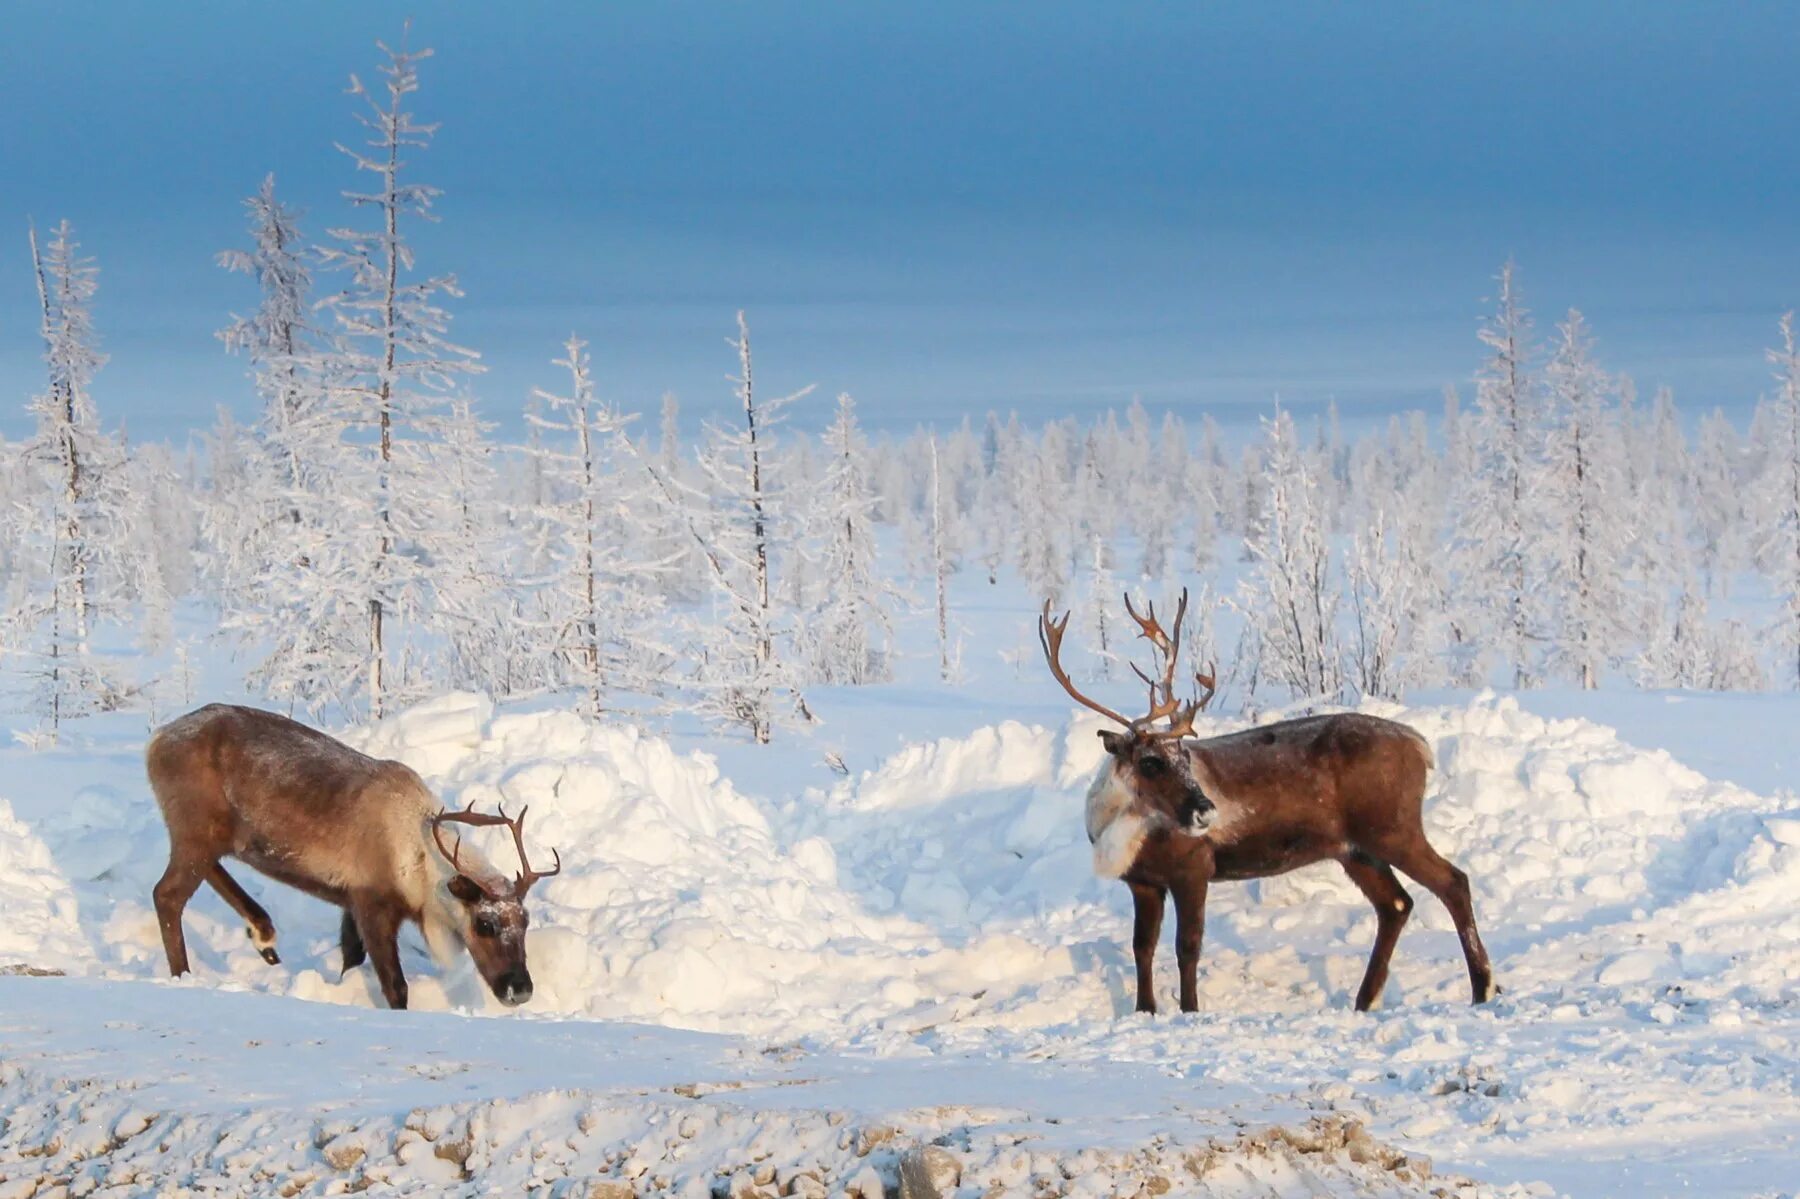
top-left (576, 382), bottom-right (602, 717)
top-left (367, 83), bottom-right (405, 721)
top-left (737, 313), bottom-right (773, 681)
top-left (930, 436), bottom-right (951, 681)
top-left (30, 222), bottom-right (90, 650)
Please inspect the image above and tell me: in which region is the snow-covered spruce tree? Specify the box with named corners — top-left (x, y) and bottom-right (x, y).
top-left (1759, 312), bottom-right (1800, 687)
top-left (1014, 423), bottom-right (1070, 606)
top-left (1187, 414), bottom-right (1223, 573)
top-left (1636, 583), bottom-right (1712, 689)
top-left (1538, 310), bottom-right (1634, 689)
top-left (1067, 430), bottom-right (1111, 590)
top-left (803, 393), bottom-right (899, 684)
top-left (4, 221), bottom-right (144, 733)
top-left (1691, 408), bottom-right (1748, 597)
top-left (1344, 507), bottom-right (1429, 699)
top-left (926, 434), bottom-right (962, 682)
top-left (310, 35), bottom-right (483, 717)
top-left (1119, 402), bottom-right (1171, 580)
top-left (1080, 532), bottom-right (1120, 680)
top-left (664, 313), bottom-right (813, 744)
top-left (1629, 387), bottom-right (1694, 601)
top-left (1708, 617), bottom-right (1770, 691)
top-left (431, 398), bottom-right (527, 697)
top-left (213, 173), bottom-right (332, 618)
top-left (1235, 405), bottom-right (1342, 700)
top-left (1453, 260), bottom-right (1540, 687)
top-left (523, 335), bottom-right (670, 715)
top-left (216, 175), bottom-right (318, 510)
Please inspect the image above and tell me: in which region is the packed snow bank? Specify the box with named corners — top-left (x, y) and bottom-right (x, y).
top-left (5, 691), bottom-right (1796, 1032)
top-left (0, 801), bottom-right (85, 973)
top-left (2, 691), bottom-right (1797, 1194)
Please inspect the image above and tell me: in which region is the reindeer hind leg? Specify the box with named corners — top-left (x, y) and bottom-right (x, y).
top-left (1340, 853), bottom-right (1412, 1011)
top-left (1384, 841), bottom-right (1495, 1005)
top-left (153, 855), bottom-right (207, 977)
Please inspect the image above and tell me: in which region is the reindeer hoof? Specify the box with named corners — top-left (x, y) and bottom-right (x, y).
top-left (259, 947), bottom-right (281, 965)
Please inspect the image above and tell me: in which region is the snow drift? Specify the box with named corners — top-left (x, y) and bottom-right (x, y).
top-left (3, 691), bottom-right (1794, 1035)
top-left (1, 691), bottom-right (1797, 1194)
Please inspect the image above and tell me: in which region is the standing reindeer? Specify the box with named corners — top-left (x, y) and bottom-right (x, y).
top-left (1041, 591), bottom-right (1493, 1014)
top-left (145, 704), bottom-right (560, 1010)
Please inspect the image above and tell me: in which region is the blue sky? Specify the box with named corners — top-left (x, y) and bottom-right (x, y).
top-left (3, 1), bottom-right (1797, 440)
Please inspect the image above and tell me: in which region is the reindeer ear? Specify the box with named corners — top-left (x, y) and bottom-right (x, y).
top-left (447, 874), bottom-right (485, 903)
top-left (1097, 730), bottom-right (1125, 755)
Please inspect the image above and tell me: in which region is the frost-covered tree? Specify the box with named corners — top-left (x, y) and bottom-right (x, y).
top-left (1236, 406), bottom-right (1341, 699)
top-left (213, 174), bottom-right (333, 618)
top-left (217, 174), bottom-right (320, 507)
top-left (1539, 311), bottom-right (1634, 689)
top-left (311, 34), bottom-right (483, 716)
top-left (1344, 508), bottom-right (1428, 699)
top-left (668, 313), bottom-right (813, 743)
top-left (219, 36), bottom-right (481, 718)
top-left (803, 394), bottom-right (898, 684)
top-left (1080, 533), bottom-right (1120, 679)
top-left (1186, 415), bottom-right (1223, 573)
top-left (523, 336), bottom-right (668, 714)
top-left (1691, 408), bottom-right (1747, 597)
top-left (431, 398), bottom-right (518, 695)
top-left (1637, 584), bottom-right (1713, 689)
top-left (1014, 425), bottom-right (1069, 605)
top-left (1759, 313), bottom-right (1800, 687)
top-left (1629, 387), bottom-right (1693, 598)
top-left (926, 434), bottom-right (961, 681)
top-left (4, 221), bottom-right (145, 733)
top-left (1454, 260), bottom-right (1539, 686)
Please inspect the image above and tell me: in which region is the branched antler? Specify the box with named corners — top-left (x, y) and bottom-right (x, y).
top-left (1039, 588), bottom-right (1216, 742)
top-left (506, 805), bottom-right (562, 897)
top-left (430, 803), bottom-right (562, 899)
top-left (1039, 601), bottom-right (1136, 728)
top-left (1125, 589), bottom-right (1188, 722)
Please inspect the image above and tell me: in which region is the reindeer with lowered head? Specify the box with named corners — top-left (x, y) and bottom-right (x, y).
top-left (1042, 590), bottom-right (1493, 1014)
top-left (145, 704), bottom-right (560, 1010)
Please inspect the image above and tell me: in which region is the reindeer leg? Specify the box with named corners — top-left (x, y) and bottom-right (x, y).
top-left (339, 910), bottom-right (367, 975)
top-left (1387, 843), bottom-right (1494, 1005)
top-left (153, 855), bottom-right (208, 977)
top-left (349, 895), bottom-right (408, 1010)
top-left (1340, 854), bottom-right (1413, 1011)
top-left (1127, 881), bottom-right (1165, 1015)
top-left (1171, 871), bottom-right (1211, 1013)
top-left (206, 864), bottom-right (279, 965)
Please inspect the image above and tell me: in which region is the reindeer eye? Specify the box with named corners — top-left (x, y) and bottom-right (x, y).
top-left (1138, 756), bottom-right (1168, 778)
top-left (473, 916), bottom-right (498, 938)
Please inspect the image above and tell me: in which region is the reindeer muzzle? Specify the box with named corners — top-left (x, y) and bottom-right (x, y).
top-left (1180, 790), bottom-right (1217, 835)
top-left (496, 970), bottom-right (534, 1006)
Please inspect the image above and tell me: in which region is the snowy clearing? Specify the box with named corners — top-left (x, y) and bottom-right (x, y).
top-left (0, 690), bottom-right (1795, 1196)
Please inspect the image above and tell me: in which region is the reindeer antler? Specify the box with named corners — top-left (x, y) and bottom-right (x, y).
top-left (1124, 589), bottom-right (1188, 722)
top-left (430, 803), bottom-right (562, 900)
top-left (1040, 601), bottom-right (1136, 728)
top-left (1040, 589), bottom-right (1216, 742)
top-left (506, 805), bottom-right (562, 897)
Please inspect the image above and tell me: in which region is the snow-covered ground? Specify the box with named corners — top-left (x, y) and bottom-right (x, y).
top-left (1, 654), bottom-right (1797, 1198)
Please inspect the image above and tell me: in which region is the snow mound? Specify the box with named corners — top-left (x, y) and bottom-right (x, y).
top-left (1, 692), bottom-right (1797, 1192)
top-left (4, 691), bottom-right (1798, 1038)
top-left (0, 799), bottom-right (86, 972)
